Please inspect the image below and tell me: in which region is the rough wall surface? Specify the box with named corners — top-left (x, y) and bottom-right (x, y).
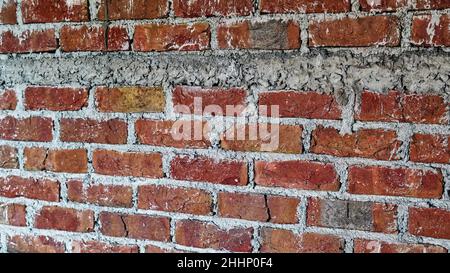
top-left (0, 0), bottom-right (449, 253)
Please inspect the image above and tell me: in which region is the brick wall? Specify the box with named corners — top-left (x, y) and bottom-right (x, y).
top-left (0, 0), bottom-right (449, 253)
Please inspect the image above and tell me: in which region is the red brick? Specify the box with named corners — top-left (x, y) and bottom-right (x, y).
top-left (0, 116), bottom-right (53, 142)
top-left (98, 0), bottom-right (168, 20)
top-left (172, 86), bottom-right (247, 116)
top-left (60, 118), bottom-right (127, 144)
top-left (24, 147), bottom-right (88, 173)
top-left (170, 156), bottom-right (248, 186)
top-left (60, 25), bottom-right (129, 52)
top-left (35, 206), bottom-right (94, 232)
top-left (134, 23), bottom-right (210, 52)
top-left (99, 212), bottom-right (170, 241)
top-left (7, 235), bottom-right (65, 253)
top-left (261, 0), bottom-right (350, 13)
top-left (0, 203), bottom-right (26, 226)
top-left (138, 185), bottom-right (212, 215)
top-left (0, 89), bottom-right (17, 110)
top-left (72, 241), bottom-right (139, 253)
top-left (415, 0), bottom-right (450, 10)
top-left (21, 0), bottom-right (89, 23)
top-left (307, 198), bottom-right (398, 233)
top-left (348, 165), bottom-right (443, 199)
top-left (255, 160), bottom-right (340, 191)
top-left (135, 119), bottom-right (211, 149)
top-left (267, 196), bottom-right (300, 224)
top-left (412, 14), bottom-right (450, 47)
top-left (67, 180), bottom-right (133, 208)
top-left (217, 20), bottom-right (300, 50)
top-left (0, 0), bottom-right (17, 24)
top-left (175, 220), bottom-right (253, 252)
top-left (218, 192), bottom-right (269, 222)
top-left (173, 0), bottom-right (252, 17)
top-left (217, 192), bottom-right (299, 224)
top-left (359, 0), bottom-right (408, 11)
top-left (260, 228), bottom-right (344, 253)
top-left (409, 207), bottom-right (450, 239)
top-left (0, 145), bottom-right (18, 169)
top-left (0, 29), bottom-right (56, 53)
top-left (0, 176), bottom-right (60, 202)
top-left (358, 91), bottom-right (448, 124)
top-left (259, 91), bottom-right (342, 119)
top-left (221, 124), bottom-right (302, 154)
top-left (354, 239), bottom-right (447, 253)
top-left (93, 149), bottom-right (163, 178)
top-left (410, 134), bottom-right (450, 164)
top-left (309, 16), bottom-right (400, 47)
top-left (311, 126), bottom-right (401, 160)
top-left (24, 87), bottom-right (88, 111)
top-left (95, 86), bottom-right (165, 113)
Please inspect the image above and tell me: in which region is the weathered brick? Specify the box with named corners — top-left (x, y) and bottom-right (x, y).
top-left (21, 0), bottom-right (89, 23)
top-left (217, 193), bottom-right (299, 224)
top-left (98, 0), bottom-right (168, 20)
top-left (0, 145), bottom-right (18, 169)
top-left (0, 176), bottom-right (60, 202)
top-left (221, 124), bottom-right (302, 154)
top-left (0, 116), bottom-right (53, 142)
top-left (60, 25), bottom-right (129, 52)
top-left (172, 86), bottom-right (247, 116)
top-left (0, 0), bottom-right (16, 24)
top-left (134, 23), bottom-right (210, 51)
top-left (358, 91), bottom-right (448, 124)
top-left (260, 0), bottom-right (350, 14)
top-left (218, 20), bottom-right (300, 50)
top-left (0, 203), bottom-right (26, 226)
top-left (99, 212), bottom-right (170, 241)
top-left (410, 134), bottom-right (450, 164)
top-left (415, 0), bottom-right (450, 10)
top-left (7, 235), bottom-right (65, 253)
top-left (60, 118), bottom-right (127, 144)
top-left (259, 91), bottom-right (342, 119)
top-left (0, 29), bottom-right (56, 53)
top-left (307, 198), bottom-right (398, 233)
top-left (267, 196), bottom-right (300, 224)
top-left (354, 239), bottom-right (447, 253)
top-left (72, 241), bottom-right (139, 253)
top-left (260, 228), bottom-right (344, 253)
top-left (309, 16), bottom-right (400, 47)
top-left (24, 147), bottom-right (88, 173)
top-left (218, 192), bottom-right (269, 222)
top-left (173, 0), bottom-right (252, 17)
top-left (311, 126), bottom-right (401, 160)
top-left (93, 149), bottom-right (163, 178)
top-left (170, 156), bottom-right (248, 186)
top-left (175, 220), bottom-right (253, 252)
top-left (359, 0), bottom-right (408, 11)
top-left (24, 86), bottom-right (88, 111)
top-left (135, 119), bottom-right (211, 149)
top-left (67, 180), bottom-right (133, 208)
top-left (412, 14), bottom-right (450, 47)
top-left (348, 165), bottom-right (443, 199)
top-left (255, 160), bottom-right (340, 191)
top-left (35, 206), bottom-right (94, 232)
top-left (0, 89), bottom-right (17, 110)
top-left (409, 207), bottom-right (450, 239)
top-left (138, 185), bottom-right (212, 215)
top-left (96, 86), bottom-right (165, 113)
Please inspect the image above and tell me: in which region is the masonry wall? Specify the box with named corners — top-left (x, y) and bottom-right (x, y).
top-left (0, 0), bottom-right (449, 253)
